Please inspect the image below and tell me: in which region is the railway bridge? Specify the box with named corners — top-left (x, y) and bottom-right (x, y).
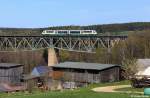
top-left (0, 35), bottom-right (128, 66)
top-left (0, 35), bottom-right (127, 52)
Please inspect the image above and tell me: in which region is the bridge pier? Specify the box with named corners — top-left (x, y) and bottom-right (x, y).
top-left (48, 48), bottom-right (58, 66)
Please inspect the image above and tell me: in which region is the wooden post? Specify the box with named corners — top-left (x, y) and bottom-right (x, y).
top-left (85, 70), bottom-right (88, 86)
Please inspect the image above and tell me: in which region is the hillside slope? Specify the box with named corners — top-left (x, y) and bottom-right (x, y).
top-left (0, 22), bottom-right (150, 36)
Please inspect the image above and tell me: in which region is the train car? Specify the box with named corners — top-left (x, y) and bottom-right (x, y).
top-left (42, 30), bottom-right (97, 35)
top-left (80, 30), bottom-right (97, 35)
top-left (42, 30), bottom-right (56, 35)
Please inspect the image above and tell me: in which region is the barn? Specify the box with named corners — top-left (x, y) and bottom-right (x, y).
top-left (23, 65), bottom-right (52, 91)
top-left (52, 62), bottom-right (120, 84)
top-left (0, 63), bottom-right (23, 84)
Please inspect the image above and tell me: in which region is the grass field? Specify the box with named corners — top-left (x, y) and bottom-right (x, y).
top-left (0, 81), bottom-right (145, 98)
top-left (116, 87), bottom-right (144, 92)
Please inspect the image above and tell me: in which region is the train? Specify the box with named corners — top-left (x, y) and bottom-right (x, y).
top-left (42, 30), bottom-right (97, 35)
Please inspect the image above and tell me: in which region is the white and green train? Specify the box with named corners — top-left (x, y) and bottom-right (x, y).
top-left (42, 30), bottom-right (97, 35)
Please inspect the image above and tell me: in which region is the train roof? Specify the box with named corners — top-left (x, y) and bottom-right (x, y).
top-left (44, 30), bottom-right (96, 31)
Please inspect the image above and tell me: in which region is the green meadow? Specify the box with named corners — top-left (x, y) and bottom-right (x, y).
top-left (0, 81), bottom-right (146, 98)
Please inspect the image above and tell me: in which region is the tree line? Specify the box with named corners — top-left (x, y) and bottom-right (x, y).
top-left (0, 22), bottom-right (150, 35)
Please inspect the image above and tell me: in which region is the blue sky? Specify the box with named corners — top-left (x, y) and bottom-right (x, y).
top-left (0, 0), bottom-right (150, 28)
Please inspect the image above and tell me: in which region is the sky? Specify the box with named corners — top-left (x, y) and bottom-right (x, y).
top-left (0, 0), bottom-right (150, 28)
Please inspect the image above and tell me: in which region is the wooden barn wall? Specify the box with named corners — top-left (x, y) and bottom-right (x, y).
top-left (0, 66), bottom-right (23, 84)
top-left (100, 67), bottom-right (120, 82)
top-left (53, 67), bottom-right (120, 83)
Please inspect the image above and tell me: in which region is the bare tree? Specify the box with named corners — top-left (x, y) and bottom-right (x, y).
top-left (122, 59), bottom-right (137, 79)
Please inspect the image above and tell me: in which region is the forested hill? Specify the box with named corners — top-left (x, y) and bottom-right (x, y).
top-left (0, 22), bottom-right (150, 36)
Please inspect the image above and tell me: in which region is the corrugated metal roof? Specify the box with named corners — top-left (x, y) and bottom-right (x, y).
top-left (53, 62), bottom-right (120, 71)
top-left (0, 63), bottom-right (23, 68)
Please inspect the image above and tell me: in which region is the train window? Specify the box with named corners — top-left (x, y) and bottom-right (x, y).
top-left (57, 31), bottom-right (68, 34)
top-left (81, 30), bottom-right (92, 34)
top-left (45, 30), bottom-right (54, 33)
top-left (70, 31), bottom-right (80, 34)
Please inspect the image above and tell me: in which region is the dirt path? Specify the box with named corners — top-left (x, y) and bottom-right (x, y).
top-left (92, 85), bottom-right (143, 94)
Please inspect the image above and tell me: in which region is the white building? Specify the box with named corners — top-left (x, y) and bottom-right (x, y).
top-left (136, 59), bottom-right (150, 76)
